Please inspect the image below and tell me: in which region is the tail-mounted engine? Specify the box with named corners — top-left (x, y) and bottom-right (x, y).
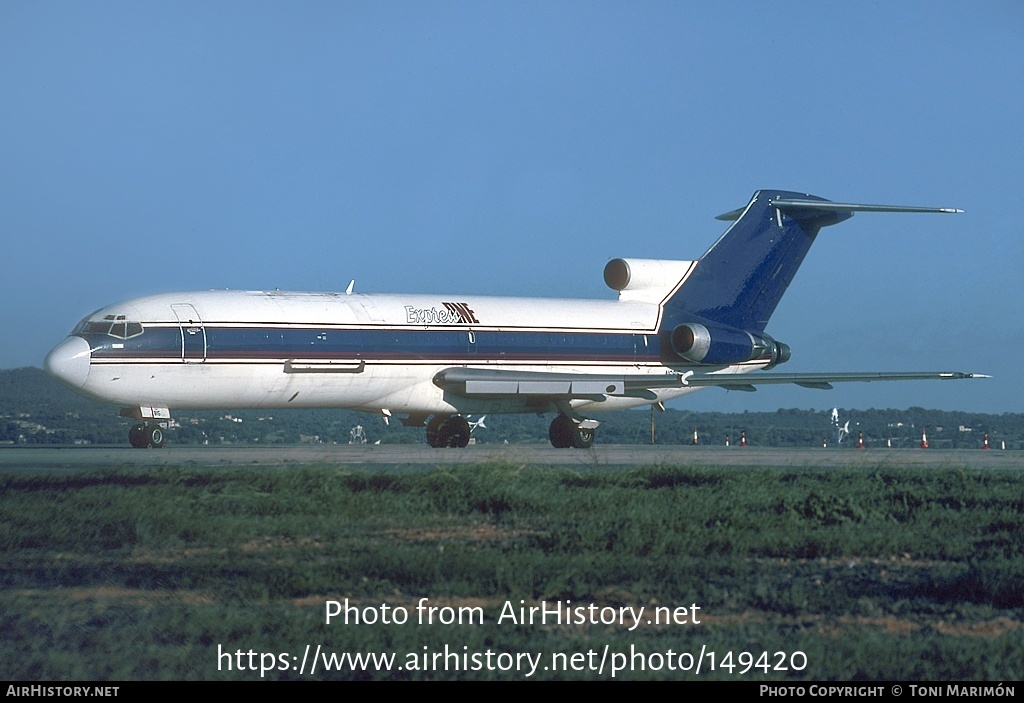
top-left (604, 258), bottom-right (696, 304)
top-left (669, 322), bottom-right (791, 367)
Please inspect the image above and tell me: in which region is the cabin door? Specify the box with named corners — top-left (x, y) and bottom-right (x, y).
top-left (171, 303), bottom-right (207, 362)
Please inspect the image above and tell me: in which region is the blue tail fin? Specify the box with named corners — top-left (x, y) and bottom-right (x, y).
top-left (657, 190), bottom-right (961, 365)
top-left (664, 189), bottom-right (960, 334)
top-left (664, 190), bottom-right (841, 333)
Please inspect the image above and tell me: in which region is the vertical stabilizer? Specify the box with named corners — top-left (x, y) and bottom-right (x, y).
top-left (664, 190), bottom-right (840, 333)
top-left (663, 190), bottom-right (960, 334)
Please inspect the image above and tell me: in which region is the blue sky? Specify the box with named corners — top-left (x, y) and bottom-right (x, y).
top-left (2, 2), bottom-right (1021, 413)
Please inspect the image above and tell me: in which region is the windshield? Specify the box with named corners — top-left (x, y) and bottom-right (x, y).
top-left (73, 314), bottom-right (144, 339)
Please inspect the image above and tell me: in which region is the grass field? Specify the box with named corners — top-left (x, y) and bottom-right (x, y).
top-left (1, 462), bottom-right (1021, 680)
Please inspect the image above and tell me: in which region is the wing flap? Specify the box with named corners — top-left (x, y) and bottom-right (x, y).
top-left (435, 367), bottom-right (688, 399)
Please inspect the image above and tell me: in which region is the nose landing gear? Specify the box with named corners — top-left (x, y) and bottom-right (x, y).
top-left (121, 407), bottom-right (171, 449)
top-left (128, 423), bottom-right (166, 449)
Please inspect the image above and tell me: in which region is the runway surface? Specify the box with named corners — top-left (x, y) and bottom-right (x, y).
top-left (1, 444), bottom-right (1021, 471)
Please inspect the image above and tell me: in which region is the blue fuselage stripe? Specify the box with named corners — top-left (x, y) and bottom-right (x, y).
top-left (82, 326), bottom-right (660, 363)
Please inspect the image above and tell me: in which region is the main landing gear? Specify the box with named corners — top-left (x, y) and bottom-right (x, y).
top-left (128, 423), bottom-right (166, 449)
top-left (426, 415), bottom-right (472, 448)
top-left (548, 414), bottom-right (595, 449)
top-left (422, 413), bottom-right (596, 448)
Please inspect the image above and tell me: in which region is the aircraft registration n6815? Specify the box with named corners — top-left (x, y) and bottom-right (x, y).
top-left (44, 189), bottom-right (986, 449)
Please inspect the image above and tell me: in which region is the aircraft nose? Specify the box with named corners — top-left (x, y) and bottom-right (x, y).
top-left (44, 336), bottom-right (92, 389)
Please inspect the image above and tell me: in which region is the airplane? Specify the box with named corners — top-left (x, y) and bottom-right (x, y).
top-left (43, 189), bottom-right (986, 449)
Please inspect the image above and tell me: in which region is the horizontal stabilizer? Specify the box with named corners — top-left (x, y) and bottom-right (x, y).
top-left (716, 198), bottom-right (963, 221)
top-left (771, 199), bottom-right (963, 216)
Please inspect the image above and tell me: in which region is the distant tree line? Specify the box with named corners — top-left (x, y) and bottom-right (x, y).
top-left (2, 367), bottom-right (1020, 448)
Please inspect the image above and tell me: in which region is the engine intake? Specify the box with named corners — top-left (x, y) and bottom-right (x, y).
top-left (603, 258), bottom-right (695, 304)
top-left (670, 322), bottom-right (790, 367)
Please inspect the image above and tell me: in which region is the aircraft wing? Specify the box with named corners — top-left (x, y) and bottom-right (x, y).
top-left (685, 371), bottom-right (988, 392)
top-left (434, 367), bottom-right (987, 399)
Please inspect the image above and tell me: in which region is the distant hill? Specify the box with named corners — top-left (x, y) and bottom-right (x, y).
top-left (2, 367), bottom-right (1020, 448)
top-left (1, 367), bottom-right (129, 444)
top-left (0, 367), bottom-right (102, 412)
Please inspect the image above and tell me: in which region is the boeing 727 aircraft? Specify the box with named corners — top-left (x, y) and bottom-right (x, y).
top-left (44, 189), bottom-right (985, 449)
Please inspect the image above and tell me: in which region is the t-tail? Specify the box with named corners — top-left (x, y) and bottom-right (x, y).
top-left (659, 189), bottom-right (961, 366)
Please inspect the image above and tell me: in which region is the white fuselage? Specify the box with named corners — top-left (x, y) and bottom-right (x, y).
top-left (47, 288), bottom-right (759, 417)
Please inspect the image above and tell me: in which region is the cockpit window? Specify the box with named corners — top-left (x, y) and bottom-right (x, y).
top-left (77, 321), bottom-right (112, 335)
top-left (73, 315), bottom-right (144, 339)
top-left (108, 322), bottom-right (144, 339)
